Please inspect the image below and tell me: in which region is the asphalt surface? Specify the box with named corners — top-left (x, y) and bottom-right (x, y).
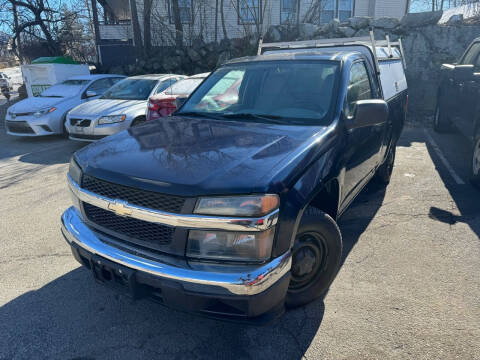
top-left (0, 109), bottom-right (479, 359)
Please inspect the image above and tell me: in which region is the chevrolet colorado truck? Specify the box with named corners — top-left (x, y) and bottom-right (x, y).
top-left (61, 35), bottom-right (408, 322)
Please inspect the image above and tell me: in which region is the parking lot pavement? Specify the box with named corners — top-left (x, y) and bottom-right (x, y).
top-left (0, 116), bottom-right (479, 359)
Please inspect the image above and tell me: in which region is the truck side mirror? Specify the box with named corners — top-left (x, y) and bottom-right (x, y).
top-left (454, 65), bottom-right (474, 82)
top-left (347, 99), bottom-right (389, 130)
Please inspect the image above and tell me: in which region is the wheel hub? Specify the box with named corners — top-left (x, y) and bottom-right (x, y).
top-left (292, 247), bottom-right (317, 277)
top-left (288, 234), bottom-right (327, 292)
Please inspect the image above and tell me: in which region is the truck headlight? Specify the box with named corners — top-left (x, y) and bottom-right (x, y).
top-left (187, 228), bottom-right (275, 262)
top-left (98, 114), bottom-right (126, 124)
top-left (34, 107), bottom-right (56, 117)
top-left (189, 195), bottom-right (279, 261)
top-left (194, 195), bottom-right (279, 217)
top-left (68, 157), bottom-right (82, 184)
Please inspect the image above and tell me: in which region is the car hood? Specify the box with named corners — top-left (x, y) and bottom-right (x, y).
top-left (69, 99), bottom-right (146, 118)
top-left (8, 96), bottom-right (66, 113)
top-left (74, 116), bottom-right (332, 196)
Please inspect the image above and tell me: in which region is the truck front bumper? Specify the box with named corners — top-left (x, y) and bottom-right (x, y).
top-left (61, 207), bottom-right (292, 323)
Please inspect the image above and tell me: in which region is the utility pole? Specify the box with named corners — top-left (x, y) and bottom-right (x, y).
top-left (91, 0), bottom-right (101, 64)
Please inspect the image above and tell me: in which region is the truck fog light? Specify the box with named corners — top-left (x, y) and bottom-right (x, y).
top-left (187, 228), bottom-right (275, 262)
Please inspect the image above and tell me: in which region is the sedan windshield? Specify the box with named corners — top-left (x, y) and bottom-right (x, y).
top-left (40, 80), bottom-right (90, 98)
top-left (178, 61), bottom-right (339, 124)
top-left (102, 79), bottom-right (158, 100)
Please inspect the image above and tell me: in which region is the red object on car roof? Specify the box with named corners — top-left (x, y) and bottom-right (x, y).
top-left (147, 73), bottom-right (210, 121)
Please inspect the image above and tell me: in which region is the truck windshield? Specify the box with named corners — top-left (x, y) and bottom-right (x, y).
top-left (178, 61), bottom-right (339, 124)
top-left (102, 79), bottom-right (157, 100)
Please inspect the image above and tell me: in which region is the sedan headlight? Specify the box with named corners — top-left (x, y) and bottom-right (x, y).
top-left (194, 194), bottom-right (279, 217)
top-left (98, 114), bottom-right (126, 124)
top-left (187, 228), bottom-right (275, 262)
top-left (34, 107), bottom-right (56, 117)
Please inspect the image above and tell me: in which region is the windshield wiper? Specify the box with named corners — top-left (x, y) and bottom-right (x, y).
top-left (176, 111), bottom-right (226, 120)
top-left (219, 112), bottom-right (286, 124)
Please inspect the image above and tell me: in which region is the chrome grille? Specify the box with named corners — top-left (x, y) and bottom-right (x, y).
top-left (83, 203), bottom-right (174, 245)
top-left (81, 175), bottom-right (185, 213)
top-left (70, 118), bottom-right (92, 127)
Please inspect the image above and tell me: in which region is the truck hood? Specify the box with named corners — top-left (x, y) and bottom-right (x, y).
top-left (69, 99), bottom-right (146, 118)
top-left (8, 96), bottom-right (66, 113)
top-left (74, 116), bottom-right (331, 196)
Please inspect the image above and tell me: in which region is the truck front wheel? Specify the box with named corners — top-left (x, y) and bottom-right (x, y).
top-left (286, 207), bottom-right (342, 308)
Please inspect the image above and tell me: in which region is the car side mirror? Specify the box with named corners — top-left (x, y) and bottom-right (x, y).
top-left (175, 96), bottom-right (188, 109)
top-left (347, 100), bottom-right (389, 130)
top-left (454, 65), bottom-right (474, 82)
top-left (85, 90), bottom-right (97, 98)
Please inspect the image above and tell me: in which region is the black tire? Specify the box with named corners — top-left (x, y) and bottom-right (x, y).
top-left (375, 144), bottom-right (396, 185)
top-left (471, 133), bottom-right (480, 188)
top-left (433, 103), bottom-right (452, 133)
top-left (286, 207), bottom-right (342, 308)
top-left (131, 116), bottom-right (146, 127)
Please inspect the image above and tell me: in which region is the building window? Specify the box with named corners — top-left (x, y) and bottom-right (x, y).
top-left (169, 0), bottom-right (193, 24)
top-left (238, 0), bottom-right (262, 25)
top-left (281, 0), bottom-right (298, 24)
top-left (320, 0), bottom-right (353, 24)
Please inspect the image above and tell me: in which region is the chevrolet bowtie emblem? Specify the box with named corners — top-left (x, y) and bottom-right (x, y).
top-left (108, 200), bottom-right (132, 217)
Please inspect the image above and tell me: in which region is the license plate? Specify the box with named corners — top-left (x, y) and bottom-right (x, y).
top-left (91, 255), bottom-right (140, 298)
top-left (74, 126), bottom-right (85, 134)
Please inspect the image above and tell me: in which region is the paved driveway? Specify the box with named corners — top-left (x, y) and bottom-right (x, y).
top-left (0, 111), bottom-right (479, 359)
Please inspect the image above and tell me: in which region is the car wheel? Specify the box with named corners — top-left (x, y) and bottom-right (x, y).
top-left (433, 103), bottom-right (452, 133)
top-left (375, 144), bottom-right (396, 186)
top-left (471, 133), bottom-right (480, 188)
top-left (285, 207), bottom-right (342, 308)
top-left (131, 116), bottom-right (146, 127)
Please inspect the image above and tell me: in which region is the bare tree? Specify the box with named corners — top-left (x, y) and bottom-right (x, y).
top-left (130, 0), bottom-right (144, 58)
top-left (143, 0), bottom-right (153, 56)
top-left (171, 0), bottom-right (184, 48)
top-left (220, 0), bottom-right (228, 40)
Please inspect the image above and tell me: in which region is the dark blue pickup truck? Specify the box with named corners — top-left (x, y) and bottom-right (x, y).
top-left (61, 37), bottom-right (408, 322)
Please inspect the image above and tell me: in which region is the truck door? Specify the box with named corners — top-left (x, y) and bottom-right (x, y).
top-left (450, 42), bottom-right (480, 138)
top-left (342, 61), bottom-right (385, 201)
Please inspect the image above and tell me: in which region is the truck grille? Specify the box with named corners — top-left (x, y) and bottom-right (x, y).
top-left (83, 203), bottom-right (174, 245)
top-left (81, 175), bottom-right (185, 213)
top-left (6, 121), bottom-right (34, 134)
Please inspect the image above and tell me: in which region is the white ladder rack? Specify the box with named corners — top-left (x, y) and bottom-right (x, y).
top-left (257, 29), bottom-right (407, 73)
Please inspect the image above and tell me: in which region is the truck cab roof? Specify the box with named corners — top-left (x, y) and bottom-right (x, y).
top-left (225, 49), bottom-right (362, 65)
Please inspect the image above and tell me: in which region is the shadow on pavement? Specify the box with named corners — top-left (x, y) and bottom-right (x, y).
top-left (424, 136), bottom-right (480, 240)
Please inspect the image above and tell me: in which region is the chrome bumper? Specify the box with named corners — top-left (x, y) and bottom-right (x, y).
top-left (61, 207), bottom-right (292, 296)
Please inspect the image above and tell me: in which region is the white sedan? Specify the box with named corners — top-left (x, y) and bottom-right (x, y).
top-left (66, 74), bottom-right (186, 142)
top-left (5, 74), bottom-right (124, 136)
